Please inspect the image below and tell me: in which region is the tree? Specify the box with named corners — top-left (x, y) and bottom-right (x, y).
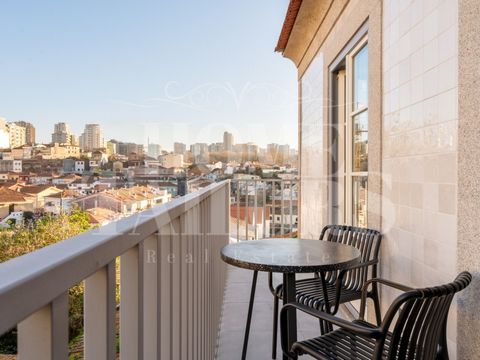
top-left (0, 210), bottom-right (93, 353)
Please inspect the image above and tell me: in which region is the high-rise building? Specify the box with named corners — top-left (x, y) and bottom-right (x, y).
top-left (208, 142), bottom-right (224, 153)
top-left (147, 143), bottom-right (162, 159)
top-left (190, 143), bottom-right (209, 163)
top-left (117, 142), bottom-right (144, 156)
top-left (79, 124), bottom-right (104, 151)
top-left (106, 141), bottom-right (118, 155)
top-left (235, 142), bottom-right (258, 162)
top-left (223, 131), bottom-right (234, 151)
top-left (52, 122), bottom-right (75, 145)
top-left (267, 143), bottom-right (280, 164)
top-left (278, 144), bottom-right (290, 164)
top-left (7, 123), bottom-right (26, 148)
top-left (70, 135), bottom-right (79, 146)
top-left (174, 142), bottom-right (186, 155)
top-left (14, 121), bottom-right (36, 145)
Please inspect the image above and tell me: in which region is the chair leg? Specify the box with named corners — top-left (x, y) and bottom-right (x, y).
top-left (272, 294), bottom-right (279, 359)
top-left (371, 288), bottom-right (382, 326)
top-left (242, 270), bottom-right (258, 360)
top-left (437, 318), bottom-right (449, 360)
top-left (318, 305), bottom-right (328, 335)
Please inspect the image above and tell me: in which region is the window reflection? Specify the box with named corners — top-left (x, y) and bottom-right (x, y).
top-left (353, 45), bottom-right (368, 110)
top-left (352, 111), bottom-right (368, 172)
top-left (352, 176), bottom-right (368, 227)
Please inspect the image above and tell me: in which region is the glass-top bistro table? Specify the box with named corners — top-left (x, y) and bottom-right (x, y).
top-left (220, 238), bottom-right (361, 360)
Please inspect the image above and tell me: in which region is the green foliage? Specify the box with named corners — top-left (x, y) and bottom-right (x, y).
top-left (0, 328), bottom-right (17, 354)
top-left (0, 210), bottom-right (92, 354)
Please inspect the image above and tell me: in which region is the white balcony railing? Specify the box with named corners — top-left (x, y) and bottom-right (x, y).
top-left (0, 181), bottom-right (230, 360)
top-left (230, 179), bottom-right (298, 240)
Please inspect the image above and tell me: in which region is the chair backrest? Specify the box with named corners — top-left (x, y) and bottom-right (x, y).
top-left (377, 272), bottom-right (472, 360)
top-left (320, 225), bottom-right (382, 290)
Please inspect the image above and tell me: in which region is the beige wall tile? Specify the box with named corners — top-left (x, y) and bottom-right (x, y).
top-left (382, 0), bottom-right (459, 354)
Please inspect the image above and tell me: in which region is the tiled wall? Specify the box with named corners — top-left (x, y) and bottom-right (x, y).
top-left (382, 0), bottom-right (458, 354)
top-left (299, 54), bottom-right (325, 239)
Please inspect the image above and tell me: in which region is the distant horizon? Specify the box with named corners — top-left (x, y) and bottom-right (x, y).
top-left (0, 0), bottom-right (297, 149)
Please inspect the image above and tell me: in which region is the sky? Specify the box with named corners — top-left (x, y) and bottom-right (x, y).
top-left (0, 0), bottom-right (298, 150)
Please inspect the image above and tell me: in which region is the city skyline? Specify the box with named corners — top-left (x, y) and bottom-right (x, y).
top-left (0, 118), bottom-right (297, 152)
top-left (0, 0), bottom-right (297, 149)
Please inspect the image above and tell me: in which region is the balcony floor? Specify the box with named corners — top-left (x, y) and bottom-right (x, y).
top-left (217, 266), bottom-right (322, 359)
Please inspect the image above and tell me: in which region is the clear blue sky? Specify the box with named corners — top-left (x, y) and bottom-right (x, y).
top-left (0, 0), bottom-right (298, 150)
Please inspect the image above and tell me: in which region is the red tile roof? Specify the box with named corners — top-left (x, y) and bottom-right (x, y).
top-left (275, 0), bottom-right (303, 53)
top-left (0, 188), bottom-right (30, 203)
top-left (230, 205), bottom-right (271, 225)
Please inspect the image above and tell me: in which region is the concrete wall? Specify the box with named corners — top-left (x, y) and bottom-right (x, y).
top-left (299, 54), bottom-right (325, 239)
top-left (457, 0), bottom-right (480, 358)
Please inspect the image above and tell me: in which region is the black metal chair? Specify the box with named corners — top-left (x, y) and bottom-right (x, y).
top-left (280, 271), bottom-right (472, 360)
top-left (269, 225), bottom-right (382, 358)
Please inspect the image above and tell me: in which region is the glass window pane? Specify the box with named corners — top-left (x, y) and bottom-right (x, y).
top-left (353, 44), bottom-right (368, 110)
top-left (352, 176), bottom-right (368, 227)
top-left (352, 110), bottom-right (368, 172)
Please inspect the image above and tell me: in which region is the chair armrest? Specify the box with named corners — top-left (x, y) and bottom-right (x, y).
top-left (336, 259), bottom-right (379, 285)
top-left (326, 259), bottom-right (379, 313)
top-left (359, 278), bottom-right (414, 319)
top-left (362, 277), bottom-right (414, 294)
top-left (280, 302), bottom-right (383, 355)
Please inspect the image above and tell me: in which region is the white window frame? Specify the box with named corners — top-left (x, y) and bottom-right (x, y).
top-left (345, 35), bottom-right (369, 227)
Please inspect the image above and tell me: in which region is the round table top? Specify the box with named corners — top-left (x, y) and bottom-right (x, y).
top-left (220, 238), bottom-right (361, 273)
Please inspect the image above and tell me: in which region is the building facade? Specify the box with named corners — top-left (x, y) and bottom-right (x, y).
top-left (159, 153), bottom-right (184, 168)
top-left (7, 123), bottom-right (26, 148)
top-left (276, 0), bottom-right (479, 358)
top-left (0, 119), bottom-right (10, 149)
top-left (223, 131), bottom-right (234, 151)
top-left (14, 121), bottom-right (36, 145)
top-left (147, 143), bottom-right (162, 159)
top-left (173, 142), bottom-right (186, 155)
top-left (52, 122), bottom-right (75, 145)
top-left (79, 124), bottom-right (104, 151)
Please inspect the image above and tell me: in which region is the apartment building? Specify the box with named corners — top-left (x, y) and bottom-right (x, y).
top-left (52, 122), bottom-right (74, 145)
top-left (79, 124), bottom-right (104, 151)
top-left (173, 142), bottom-right (187, 155)
top-left (14, 121), bottom-right (35, 145)
top-left (6, 123), bottom-right (26, 148)
top-left (223, 131), bottom-right (234, 151)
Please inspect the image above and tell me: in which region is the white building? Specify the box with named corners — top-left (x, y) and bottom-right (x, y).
top-left (75, 161), bottom-right (85, 173)
top-left (0, 118), bottom-right (10, 149)
top-left (7, 123), bottom-right (26, 148)
top-left (79, 124), bottom-right (104, 151)
top-left (147, 143), bottom-right (162, 159)
top-left (13, 160), bottom-right (22, 173)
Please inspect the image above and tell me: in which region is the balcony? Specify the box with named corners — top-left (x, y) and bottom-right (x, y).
top-left (0, 179), bottom-right (468, 360)
top-left (0, 182), bottom-right (230, 359)
top-left (0, 180), bottom-right (306, 360)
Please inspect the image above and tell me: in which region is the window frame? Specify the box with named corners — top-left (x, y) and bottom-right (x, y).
top-left (345, 36), bottom-right (368, 227)
top-left (328, 25), bottom-right (369, 227)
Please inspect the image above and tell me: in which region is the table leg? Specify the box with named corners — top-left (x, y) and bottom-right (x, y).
top-left (241, 270), bottom-right (258, 360)
top-left (283, 273), bottom-right (297, 360)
